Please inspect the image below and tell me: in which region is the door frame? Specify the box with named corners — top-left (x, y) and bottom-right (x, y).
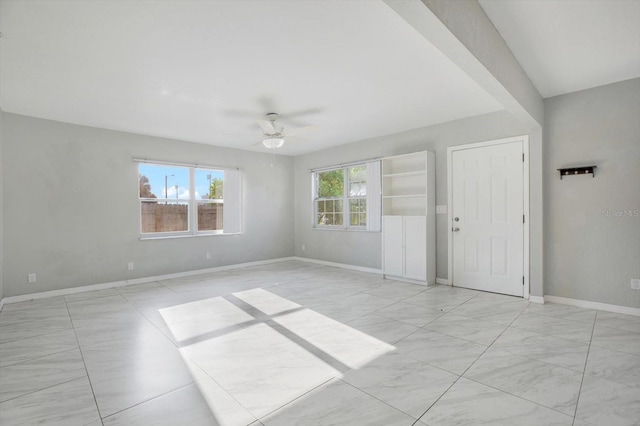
top-left (447, 135), bottom-right (530, 299)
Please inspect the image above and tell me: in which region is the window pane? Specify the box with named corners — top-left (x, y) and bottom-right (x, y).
top-left (349, 198), bottom-right (366, 227)
top-left (317, 169), bottom-right (344, 198)
top-left (140, 201), bottom-right (189, 233)
top-left (197, 202), bottom-right (223, 231)
top-left (349, 166), bottom-right (367, 196)
top-left (196, 169), bottom-right (224, 200)
top-left (349, 182), bottom-right (366, 197)
top-left (349, 166), bottom-right (366, 182)
top-left (139, 164), bottom-right (189, 200)
top-left (316, 200), bottom-right (344, 226)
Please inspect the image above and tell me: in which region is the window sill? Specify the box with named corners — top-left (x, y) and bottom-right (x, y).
top-left (139, 232), bottom-right (240, 241)
top-left (312, 227), bottom-right (379, 233)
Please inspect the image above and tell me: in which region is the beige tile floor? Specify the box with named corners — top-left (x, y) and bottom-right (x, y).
top-left (0, 261), bottom-right (638, 425)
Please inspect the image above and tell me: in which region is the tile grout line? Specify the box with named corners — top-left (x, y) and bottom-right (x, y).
top-left (99, 382), bottom-right (196, 421)
top-left (257, 377), bottom-right (336, 423)
top-left (410, 299), bottom-right (532, 425)
top-left (501, 322), bottom-right (594, 346)
top-left (339, 378), bottom-right (424, 421)
top-left (63, 297), bottom-right (105, 426)
top-left (0, 374), bottom-right (86, 405)
top-left (0, 306), bottom-right (76, 366)
top-left (0, 345), bottom-right (80, 370)
top-left (7, 265), bottom-right (635, 425)
top-left (72, 277), bottom-right (258, 422)
top-left (460, 376), bottom-right (576, 419)
top-left (571, 310), bottom-right (598, 426)
top-left (0, 304), bottom-right (70, 330)
top-left (175, 352), bottom-right (259, 423)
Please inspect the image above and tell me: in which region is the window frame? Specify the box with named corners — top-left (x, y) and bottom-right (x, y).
top-left (313, 164), bottom-right (368, 231)
top-left (138, 163), bottom-right (226, 238)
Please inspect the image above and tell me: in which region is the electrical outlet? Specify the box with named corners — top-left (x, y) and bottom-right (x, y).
top-left (436, 205), bottom-right (447, 214)
top-left (27, 273), bottom-right (37, 283)
top-left (206, 252), bottom-right (212, 260)
top-left (127, 262), bottom-right (134, 271)
top-left (631, 279), bottom-right (640, 290)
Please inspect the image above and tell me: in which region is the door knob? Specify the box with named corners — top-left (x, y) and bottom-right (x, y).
top-left (453, 227), bottom-right (460, 232)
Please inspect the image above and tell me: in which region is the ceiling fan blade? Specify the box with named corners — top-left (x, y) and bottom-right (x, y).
top-left (281, 107), bottom-right (324, 119)
top-left (284, 125), bottom-right (318, 137)
top-left (256, 119), bottom-right (276, 134)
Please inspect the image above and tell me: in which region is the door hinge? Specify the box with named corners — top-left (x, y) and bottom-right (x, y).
top-left (523, 276), bottom-right (525, 285)
top-left (523, 215), bottom-right (525, 223)
top-left (522, 153), bottom-right (525, 162)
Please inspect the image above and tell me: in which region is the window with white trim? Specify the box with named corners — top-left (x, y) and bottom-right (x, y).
top-left (313, 161), bottom-right (381, 231)
top-left (137, 162), bottom-right (241, 236)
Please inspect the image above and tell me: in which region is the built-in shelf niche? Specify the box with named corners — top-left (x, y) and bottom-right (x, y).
top-left (381, 150), bottom-right (436, 285)
top-left (382, 152), bottom-right (433, 216)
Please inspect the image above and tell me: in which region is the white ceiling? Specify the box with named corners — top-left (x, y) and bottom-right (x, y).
top-left (0, 0), bottom-right (504, 155)
top-left (479, 0), bottom-right (640, 98)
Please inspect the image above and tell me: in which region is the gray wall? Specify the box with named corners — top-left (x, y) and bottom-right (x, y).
top-left (0, 110), bottom-right (4, 301)
top-left (544, 78), bottom-right (640, 308)
top-left (294, 110), bottom-right (528, 281)
top-left (2, 113), bottom-right (295, 298)
top-left (385, 0), bottom-right (545, 297)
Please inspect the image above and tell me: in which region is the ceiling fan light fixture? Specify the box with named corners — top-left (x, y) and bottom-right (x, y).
top-left (262, 136), bottom-right (284, 149)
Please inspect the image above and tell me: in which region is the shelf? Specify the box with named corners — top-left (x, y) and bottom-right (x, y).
top-left (382, 154), bottom-right (426, 175)
top-left (383, 171), bottom-right (426, 178)
top-left (558, 165), bottom-right (596, 179)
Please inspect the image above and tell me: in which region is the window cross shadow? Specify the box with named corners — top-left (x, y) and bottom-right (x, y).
top-left (172, 292), bottom-right (351, 372)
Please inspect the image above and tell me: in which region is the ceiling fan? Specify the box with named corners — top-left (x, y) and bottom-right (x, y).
top-left (256, 112), bottom-right (316, 149)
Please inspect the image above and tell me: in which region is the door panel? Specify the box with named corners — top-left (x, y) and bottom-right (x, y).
top-left (404, 216), bottom-right (426, 281)
top-left (452, 141), bottom-right (524, 296)
top-left (383, 216), bottom-right (403, 277)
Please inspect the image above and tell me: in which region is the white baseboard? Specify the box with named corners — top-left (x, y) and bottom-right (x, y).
top-left (435, 278), bottom-right (450, 285)
top-left (292, 256), bottom-right (382, 274)
top-left (1, 257), bottom-right (297, 305)
top-left (528, 295), bottom-right (545, 304)
top-left (544, 295), bottom-right (640, 317)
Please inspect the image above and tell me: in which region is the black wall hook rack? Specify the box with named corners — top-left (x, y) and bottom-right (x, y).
top-left (558, 166), bottom-right (596, 179)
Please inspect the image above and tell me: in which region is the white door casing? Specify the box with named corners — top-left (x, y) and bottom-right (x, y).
top-left (449, 138), bottom-right (527, 297)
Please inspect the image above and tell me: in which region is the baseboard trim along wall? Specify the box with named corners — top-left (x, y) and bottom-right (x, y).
top-left (529, 295), bottom-right (545, 304)
top-left (292, 256), bottom-right (382, 274)
top-left (544, 295), bottom-right (640, 317)
top-left (0, 257), bottom-right (298, 306)
top-left (3, 258), bottom-right (638, 319)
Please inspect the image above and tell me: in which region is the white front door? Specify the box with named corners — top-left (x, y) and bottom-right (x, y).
top-left (452, 140), bottom-right (524, 296)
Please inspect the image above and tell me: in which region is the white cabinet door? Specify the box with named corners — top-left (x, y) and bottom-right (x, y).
top-left (383, 216), bottom-right (404, 277)
top-left (404, 216), bottom-right (427, 281)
